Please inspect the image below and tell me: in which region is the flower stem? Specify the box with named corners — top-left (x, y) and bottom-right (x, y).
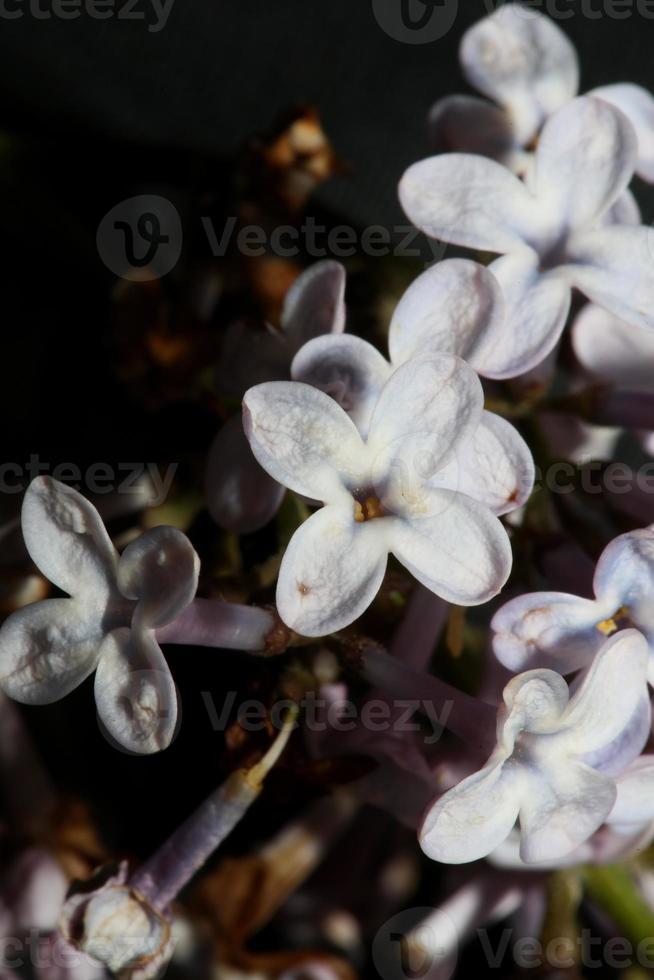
top-left (390, 585), bottom-right (448, 672)
top-left (155, 598), bottom-right (283, 653)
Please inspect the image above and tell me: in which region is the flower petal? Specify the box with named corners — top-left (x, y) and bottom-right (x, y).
top-left (420, 760), bottom-right (522, 864)
top-left (487, 249), bottom-right (571, 378)
top-left (388, 489), bottom-right (512, 606)
top-left (94, 627), bottom-right (178, 754)
top-left (501, 669), bottom-right (570, 739)
top-left (387, 259), bottom-right (507, 378)
top-left (567, 224), bottom-right (654, 331)
top-left (460, 5), bottom-right (578, 144)
top-left (609, 756), bottom-right (654, 826)
top-left (117, 527), bottom-right (199, 630)
top-left (291, 334), bottom-right (391, 438)
top-left (593, 527), bottom-right (654, 638)
top-left (592, 83), bottom-right (654, 182)
top-left (275, 504), bottom-right (388, 636)
top-left (0, 599), bottom-right (105, 704)
top-left (572, 304), bottom-right (654, 388)
top-left (243, 381), bottom-right (367, 503)
top-left (428, 94), bottom-right (516, 162)
top-left (491, 592), bottom-right (606, 674)
top-left (206, 415), bottom-right (286, 534)
top-left (430, 411), bottom-right (534, 516)
top-left (282, 260), bottom-right (347, 348)
top-left (533, 97), bottom-right (637, 229)
top-left (399, 154), bottom-right (536, 253)
top-left (21, 477), bottom-right (118, 601)
top-left (602, 189), bottom-right (641, 227)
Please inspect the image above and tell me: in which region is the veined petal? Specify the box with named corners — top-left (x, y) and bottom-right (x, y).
top-left (94, 627), bottom-right (178, 754)
top-left (117, 527), bottom-right (199, 629)
top-left (491, 592), bottom-right (606, 674)
top-left (592, 83), bottom-right (654, 182)
top-left (488, 250), bottom-right (571, 378)
top-left (0, 599), bottom-right (105, 704)
top-left (567, 225), bottom-right (654, 331)
top-left (609, 756), bottom-right (654, 826)
top-left (518, 762), bottom-right (616, 864)
top-left (430, 411), bottom-right (534, 516)
top-left (282, 260), bottom-right (346, 348)
top-left (460, 6), bottom-right (578, 145)
top-left (399, 154), bottom-right (537, 253)
top-left (428, 94), bottom-right (516, 161)
top-left (276, 504), bottom-right (388, 636)
top-left (572, 305), bottom-right (654, 389)
top-left (533, 97), bottom-right (637, 229)
top-left (206, 415), bottom-right (286, 534)
top-left (420, 759), bottom-right (522, 864)
top-left (388, 489), bottom-right (512, 606)
top-left (243, 381), bottom-right (367, 503)
top-left (21, 477), bottom-right (119, 602)
top-left (291, 334), bottom-right (391, 438)
top-left (388, 259), bottom-right (507, 378)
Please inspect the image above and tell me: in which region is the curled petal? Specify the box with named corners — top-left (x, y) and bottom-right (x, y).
top-left (243, 381), bottom-right (367, 504)
top-left (593, 527), bottom-right (654, 628)
top-left (206, 415), bottom-right (286, 534)
top-left (94, 628), bottom-right (178, 755)
top-left (21, 477), bottom-right (118, 601)
top-left (592, 83), bottom-right (654, 182)
top-left (276, 504), bottom-right (387, 636)
top-left (388, 489), bottom-right (512, 606)
top-left (0, 598), bottom-right (105, 704)
top-left (420, 760), bottom-right (522, 864)
top-left (399, 154), bottom-right (537, 253)
top-left (460, 6), bottom-right (578, 144)
top-left (282, 260), bottom-right (346, 348)
top-left (429, 94), bottom-right (516, 162)
top-left (534, 97), bottom-right (637, 229)
top-left (491, 592), bottom-right (606, 674)
top-left (572, 304), bottom-right (654, 388)
top-left (388, 259), bottom-right (507, 378)
top-left (291, 334), bottom-right (391, 438)
top-left (117, 527), bottom-right (199, 629)
top-left (501, 670), bottom-right (570, 739)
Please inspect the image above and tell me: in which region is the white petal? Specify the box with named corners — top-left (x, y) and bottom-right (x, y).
top-left (602, 189), bottom-right (641, 227)
top-left (460, 5), bottom-right (578, 144)
top-left (21, 477), bottom-right (118, 601)
top-left (0, 599), bottom-right (105, 704)
top-left (399, 154), bottom-right (536, 253)
top-left (276, 504), bottom-right (388, 636)
top-left (117, 527), bottom-right (199, 629)
top-left (518, 762), bottom-right (616, 864)
top-left (428, 94), bottom-right (516, 161)
top-left (609, 756), bottom-right (654, 825)
top-left (491, 592), bottom-right (606, 674)
top-left (500, 669), bottom-right (569, 740)
top-left (430, 411), bottom-right (534, 516)
top-left (487, 249), bottom-right (571, 378)
top-left (206, 415), bottom-right (286, 534)
top-left (593, 527), bottom-right (654, 635)
top-left (567, 224), bottom-right (654, 331)
top-left (243, 381), bottom-right (367, 503)
top-left (533, 97), bottom-right (637, 229)
top-left (95, 627), bottom-right (177, 754)
top-left (367, 356), bottom-right (484, 503)
top-left (592, 84), bottom-right (654, 182)
top-left (388, 489), bottom-right (512, 606)
top-left (420, 759), bottom-right (522, 863)
top-left (572, 304), bottom-right (654, 389)
top-left (388, 259), bottom-right (507, 378)
top-left (291, 334), bottom-right (391, 438)
top-left (282, 260), bottom-right (346, 348)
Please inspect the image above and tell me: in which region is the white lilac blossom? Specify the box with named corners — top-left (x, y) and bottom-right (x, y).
top-left (0, 476), bottom-right (199, 755)
top-left (492, 525), bottom-right (654, 681)
top-left (420, 630), bottom-right (650, 865)
top-left (430, 4), bottom-right (654, 186)
top-left (243, 354), bottom-right (516, 636)
top-left (207, 260), bottom-right (346, 533)
top-left (400, 96), bottom-right (654, 378)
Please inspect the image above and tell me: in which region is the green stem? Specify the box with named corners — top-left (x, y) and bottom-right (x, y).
top-left (583, 865), bottom-right (654, 946)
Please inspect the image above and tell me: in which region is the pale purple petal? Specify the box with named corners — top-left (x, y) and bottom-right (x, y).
top-left (117, 527), bottom-right (199, 629)
top-left (428, 94), bottom-right (516, 162)
top-left (602, 189), bottom-right (641, 227)
top-left (593, 527), bottom-right (654, 636)
top-left (282, 260), bottom-right (347, 348)
top-left (572, 304), bottom-right (654, 389)
top-left (592, 83), bottom-right (654, 182)
top-left (609, 756), bottom-right (654, 825)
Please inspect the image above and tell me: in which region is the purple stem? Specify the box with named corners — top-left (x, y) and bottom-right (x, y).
top-left (155, 598), bottom-right (277, 652)
top-left (390, 585), bottom-right (448, 672)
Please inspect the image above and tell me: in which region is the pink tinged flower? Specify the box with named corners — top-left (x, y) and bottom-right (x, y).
top-left (0, 477), bottom-right (199, 754)
top-left (401, 96), bottom-right (654, 378)
top-left (492, 525), bottom-right (654, 680)
top-left (243, 354), bottom-right (514, 637)
top-left (420, 630), bottom-right (650, 865)
top-left (207, 261), bottom-right (346, 534)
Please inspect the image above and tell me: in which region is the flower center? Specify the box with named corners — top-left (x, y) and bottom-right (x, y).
top-left (353, 496), bottom-right (385, 522)
top-left (596, 606), bottom-right (630, 637)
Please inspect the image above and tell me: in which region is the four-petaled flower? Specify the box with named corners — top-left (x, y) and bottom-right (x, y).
top-left (420, 630), bottom-right (651, 864)
top-left (243, 354), bottom-right (515, 636)
top-left (0, 477), bottom-right (199, 754)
